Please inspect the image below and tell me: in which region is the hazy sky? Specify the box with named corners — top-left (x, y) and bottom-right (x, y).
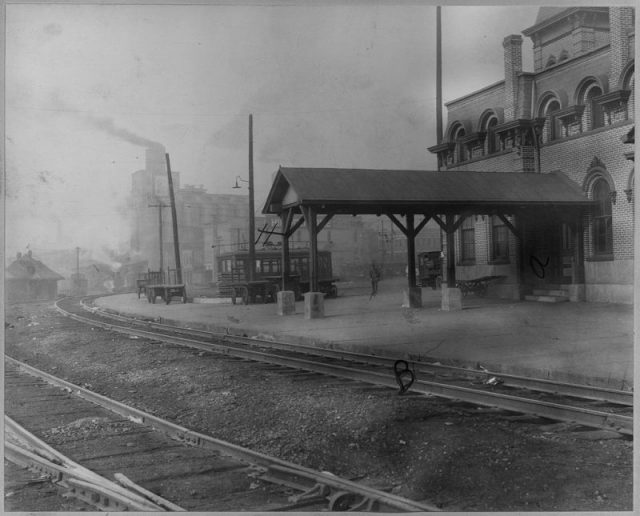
top-left (4, 1), bottom-right (543, 260)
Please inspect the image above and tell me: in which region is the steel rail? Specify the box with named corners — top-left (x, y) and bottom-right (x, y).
top-left (5, 416), bottom-right (171, 512)
top-left (55, 303), bottom-right (633, 435)
top-left (79, 298), bottom-right (633, 406)
top-left (6, 356), bottom-right (440, 513)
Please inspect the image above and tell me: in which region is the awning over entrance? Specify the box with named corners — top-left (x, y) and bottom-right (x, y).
top-left (262, 167), bottom-right (593, 308)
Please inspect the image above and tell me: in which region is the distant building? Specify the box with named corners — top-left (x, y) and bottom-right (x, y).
top-left (5, 251), bottom-right (64, 302)
top-left (129, 147), bottom-right (264, 285)
top-left (429, 6), bottom-right (634, 303)
top-left (129, 146), bottom-right (385, 284)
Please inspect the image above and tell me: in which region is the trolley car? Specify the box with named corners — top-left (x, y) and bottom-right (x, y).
top-left (217, 248), bottom-right (338, 304)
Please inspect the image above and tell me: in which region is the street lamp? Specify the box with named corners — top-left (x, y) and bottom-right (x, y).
top-left (231, 114), bottom-right (256, 282)
top-left (233, 176), bottom-right (248, 189)
top-left (233, 175), bottom-right (255, 281)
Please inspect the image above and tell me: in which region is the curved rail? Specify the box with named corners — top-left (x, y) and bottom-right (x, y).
top-left (61, 294), bottom-right (633, 435)
top-left (6, 356), bottom-right (440, 513)
top-left (77, 297), bottom-right (633, 406)
top-left (56, 297), bottom-right (634, 436)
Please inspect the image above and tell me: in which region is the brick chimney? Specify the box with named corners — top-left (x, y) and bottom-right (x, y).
top-left (503, 34), bottom-right (523, 121)
top-left (609, 7), bottom-right (634, 88)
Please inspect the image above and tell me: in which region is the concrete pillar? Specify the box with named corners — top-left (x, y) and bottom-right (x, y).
top-left (441, 285), bottom-right (462, 311)
top-left (568, 284), bottom-right (585, 302)
top-left (277, 291), bottom-right (296, 316)
top-left (304, 292), bottom-right (324, 319)
top-left (402, 287), bottom-right (422, 308)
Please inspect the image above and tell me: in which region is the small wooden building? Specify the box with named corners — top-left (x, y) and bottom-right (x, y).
top-left (5, 251), bottom-right (65, 302)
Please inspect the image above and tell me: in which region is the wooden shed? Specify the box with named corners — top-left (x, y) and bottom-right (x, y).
top-left (5, 251), bottom-right (65, 303)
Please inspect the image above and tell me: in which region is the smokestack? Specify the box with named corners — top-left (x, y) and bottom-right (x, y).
top-left (146, 145), bottom-right (167, 176)
top-left (436, 6), bottom-right (443, 145)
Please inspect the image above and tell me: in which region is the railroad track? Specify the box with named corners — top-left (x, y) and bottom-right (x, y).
top-left (5, 356), bottom-right (439, 512)
top-left (56, 296), bottom-right (633, 436)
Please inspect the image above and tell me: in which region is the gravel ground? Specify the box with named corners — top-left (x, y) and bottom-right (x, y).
top-left (4, 300), bottom-right (634, 512)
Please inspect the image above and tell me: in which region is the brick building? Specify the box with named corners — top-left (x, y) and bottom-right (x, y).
top-left (429, 6), bottom-right (634, 304)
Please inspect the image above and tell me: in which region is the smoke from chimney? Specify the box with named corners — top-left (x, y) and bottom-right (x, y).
top-left (49, 93), bottom-right (164, 152)
top-left (84, 114), bottom-right (163, 150)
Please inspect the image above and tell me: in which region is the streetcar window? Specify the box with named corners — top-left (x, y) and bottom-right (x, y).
top-left (221, 259), bottom-right (232, 273)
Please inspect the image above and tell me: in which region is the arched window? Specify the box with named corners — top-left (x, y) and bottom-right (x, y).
top-left (622, 69), bottom-right (634, 121)
top-left (488, 118), bottom-right (499, 153)
top-left (481, 115), bottom-right (500, 154)
top-left (582, 83), bottom-right (604, 130)
top-left (451, 124), bottom-right (466, 163)
top-left (592, 179), bottom-right (613, 256)
top-left (539, 97), bottom-right (561, 142)
top-left (546, 55), bottom-right (556, 68)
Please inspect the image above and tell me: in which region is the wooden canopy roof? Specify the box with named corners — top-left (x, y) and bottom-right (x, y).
top-left (262, 167), bottom-right (593, 216)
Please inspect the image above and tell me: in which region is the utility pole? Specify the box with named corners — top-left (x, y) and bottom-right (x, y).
top-left (436, 6), bottom-right (443, 150)
top-left (248, 114), bottom-right (256, 282)
top-left (165, 153), bottom-right (183, 284)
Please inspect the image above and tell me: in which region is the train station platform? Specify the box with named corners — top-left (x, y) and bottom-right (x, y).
top-left (94, 277), bottom-right (634, 391)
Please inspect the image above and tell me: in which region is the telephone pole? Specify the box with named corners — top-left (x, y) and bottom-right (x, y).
top-left (248, 114), bottom-right (256, 282)
top-left (165, 153), bottom-right (183, 283)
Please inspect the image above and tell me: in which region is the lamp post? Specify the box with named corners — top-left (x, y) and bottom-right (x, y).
top-left (232, 114), bottom-right (256, 281)
top-left (233, 174), bottom-right (255, 281)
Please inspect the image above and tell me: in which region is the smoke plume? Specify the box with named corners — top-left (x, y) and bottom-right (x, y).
top-left (49, 91), bottom-right (163, 149)
top-left (84, 114), bottom-right (163, 149)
